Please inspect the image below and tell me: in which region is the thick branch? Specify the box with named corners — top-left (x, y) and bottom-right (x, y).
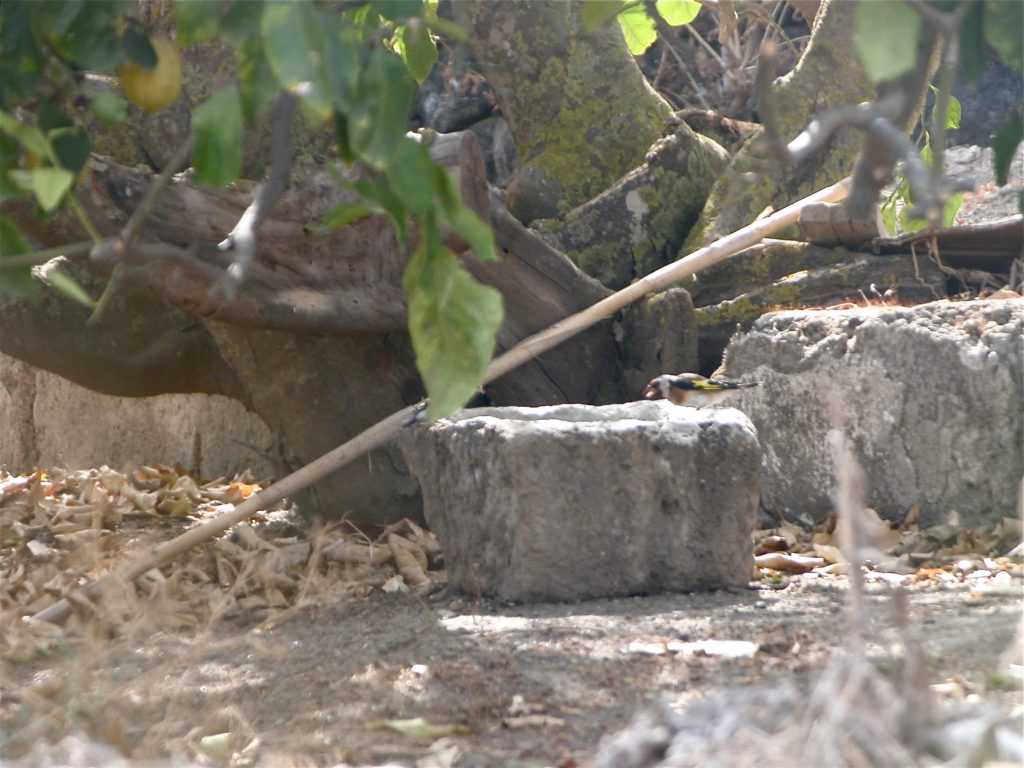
top-left (0, 261), bottom-right (246, 400)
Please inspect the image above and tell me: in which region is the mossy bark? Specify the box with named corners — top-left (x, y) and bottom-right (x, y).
top-left (535, 128), bottom-right (728, 289)
top-left (455, 0), bottom-right (677, 223)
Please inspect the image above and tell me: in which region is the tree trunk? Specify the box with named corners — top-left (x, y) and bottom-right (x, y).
top-left (455, 0), bottom-right (680, 223)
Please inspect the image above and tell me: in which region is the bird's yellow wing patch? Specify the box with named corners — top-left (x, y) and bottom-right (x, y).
top-left (690, 379), bottom-right (724, 391)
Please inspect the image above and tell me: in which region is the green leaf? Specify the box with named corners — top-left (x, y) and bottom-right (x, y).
top-left (445, 204), bottom-right (496, 262)
top-left (50, 128), bottom-right (90, 175)
top-left (9, 167), bottom-right (74, 212)
top-left (176, 0), bottom-right (222, 46)
top-left (920, 139), bottom-right (933, 168)
top-left (942, 191), bottom-right (963, 227)
top-left (655, 0), bottom-right (700, 27)
top-left (192, 87), bottom-right (243, 187)
top-left (0, 215), bottom-right (37, 298)
top-left (261, 2), bottom-right (332, 122)
top-left (397, 19), bottom-right (438, 83)
top-left (959, 1), bottom-right (986, 83)
top-left (372, 0), bottom-right (423, 23)
top-left (853, 0), bottom-right (922, 83)
top-left (38, 103), bottom-right (72, 133)
top-left (323, 20), bottom-right (364, 112)
top-left (898, 204), bottom-right (926, 234)
top-left (0, 111), bottom-right (52, 159)
top-left (421, 14), bottom-right (467, 43)
top-left (348, 48), bottom-right (416, 168)
top-left (617, 4), bottom-right (657, 55)
top-left (404, 241), bottom-right (502, 420)
top-left (434, 165), bottom-right (496, 261)
top-left (311, 200), bottom-right (381, 232)
top-left (343, 3), bottom-right (379, 31)
top-left (237, 37), bottom-right (279, 124)
top-left (929, 85), bottom-right (961, 130)
top-left (38, 0), bottom-right (126, 71)
top-left (92, 92), bottom-right (128, 124)
top-left (984, 0), bottom-right (1022, 73)
top-left (333, 110), bottom-right (355, 163)
top-left (336, 169), bottom-right (409, 242)
top-left (581, 0), bottom-right (625, 31)
top-left (385, 138), bottom-right (437, 212)
top-left (0, 134), bottom-right (21, 204)
top-left (880, 198), bottom-right (897, 236)
top-left (221, 0), bottom-right (263, 43)
top-left (0, 2), bottom-right (43, 108)
top-left (45, 268), bottom-right (95, 309)
top-left (121, 28), bottom-right (158, 68)
top-left (993, 111), bottom-right (1023, 186)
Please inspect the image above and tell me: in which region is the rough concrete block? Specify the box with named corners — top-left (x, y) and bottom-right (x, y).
top-left (0, 351), bottom-right (277, 480)
top-left (724, 299), bottom-right (1023, 527)
top-left (400, 402), bottom-right (760, 602)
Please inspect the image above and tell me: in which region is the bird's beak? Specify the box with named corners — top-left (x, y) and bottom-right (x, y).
top-left (643, 383), bottom-right (659, 400)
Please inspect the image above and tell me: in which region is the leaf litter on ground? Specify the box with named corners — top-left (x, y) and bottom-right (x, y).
top-left (0, 464), bottom-right (444, 661)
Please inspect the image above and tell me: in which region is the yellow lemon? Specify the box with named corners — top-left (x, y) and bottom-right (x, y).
top-left (118, 36), bottom-right (182, 114)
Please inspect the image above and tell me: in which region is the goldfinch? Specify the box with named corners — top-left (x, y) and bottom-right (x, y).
top-left (643, 372), bottom-right (759, 407)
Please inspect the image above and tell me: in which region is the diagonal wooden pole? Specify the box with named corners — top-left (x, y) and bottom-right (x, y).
top-left (31, 177), bottom-right (849, 626)
top-left (482, 178), bottom-right (850, 384)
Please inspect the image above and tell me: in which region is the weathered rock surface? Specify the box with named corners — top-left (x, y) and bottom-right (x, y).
top-left (694, 251), bottom-right (946, 371)
top-left (620, 288), bottom-right (699, 400)
top-left (723, 299), bottom-right (1024, 527)
top-left (0, 352), bottom-right (277, 480)
top-left (401, 402), bottom-right (760, 602)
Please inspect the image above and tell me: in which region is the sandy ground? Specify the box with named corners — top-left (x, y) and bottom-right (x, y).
top-left (3, 566), bottom-right (1021, 767)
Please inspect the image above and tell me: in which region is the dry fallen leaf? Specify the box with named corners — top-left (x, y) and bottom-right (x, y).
top-left (755, 552), bottom-right (826, 572)
top-left (369, 717), bottom-right (470, 741)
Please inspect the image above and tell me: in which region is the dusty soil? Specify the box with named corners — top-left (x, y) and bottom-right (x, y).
top-left (3, 565), bottom-right (1021, 767)
top-left (3, 10), bottom-right (1021, 768)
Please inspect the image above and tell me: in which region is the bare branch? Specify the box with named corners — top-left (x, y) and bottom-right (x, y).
top-left (756, 27), bottom-right (970, 229)
top-left (218, 91), bottom-right (297, 291)
top-left (120, 134), bottom-right (196, 247)
top-left (0, 240), bottom-right (93, 269)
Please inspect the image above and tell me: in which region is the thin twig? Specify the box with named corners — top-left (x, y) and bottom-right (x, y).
top-left (120, 134), bottom-right (195, 246)
top-left (30, 177), bottom-right (850, 627)
top-left (218, 91), bottom-right (296, 290)
top-left (686, 22), bottom-right (727, 67)
top-left (0, 240), bottom-right (94, 269)
top-left (83, 135), bottom-right (195, 323)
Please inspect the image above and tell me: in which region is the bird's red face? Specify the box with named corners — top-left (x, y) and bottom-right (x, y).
top-left (643, 379), bottom-right (665, 400)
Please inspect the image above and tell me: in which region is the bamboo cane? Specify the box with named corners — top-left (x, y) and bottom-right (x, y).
top-left (31, 178), bottom-right (849, 626)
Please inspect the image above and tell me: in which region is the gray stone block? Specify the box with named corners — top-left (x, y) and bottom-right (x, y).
top-left (0, 351), bottom-right (277, 480)
top-left (724, 299), bottom-right (1024, 527)
top-left (400, 402), bottom-right (760, 602)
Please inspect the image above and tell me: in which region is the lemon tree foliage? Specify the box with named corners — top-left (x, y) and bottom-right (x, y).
top-left (0, 0), bottom-right (502, 420)
top-left (856, 0), bottom-right (1023, 227)
top-left (581, 0), bottom-right (701, 55)
top-left (881, 88), bottom-right (964, 235)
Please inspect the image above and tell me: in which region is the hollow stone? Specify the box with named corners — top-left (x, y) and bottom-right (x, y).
top-left (400, 401), bottom-right (760, 602)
